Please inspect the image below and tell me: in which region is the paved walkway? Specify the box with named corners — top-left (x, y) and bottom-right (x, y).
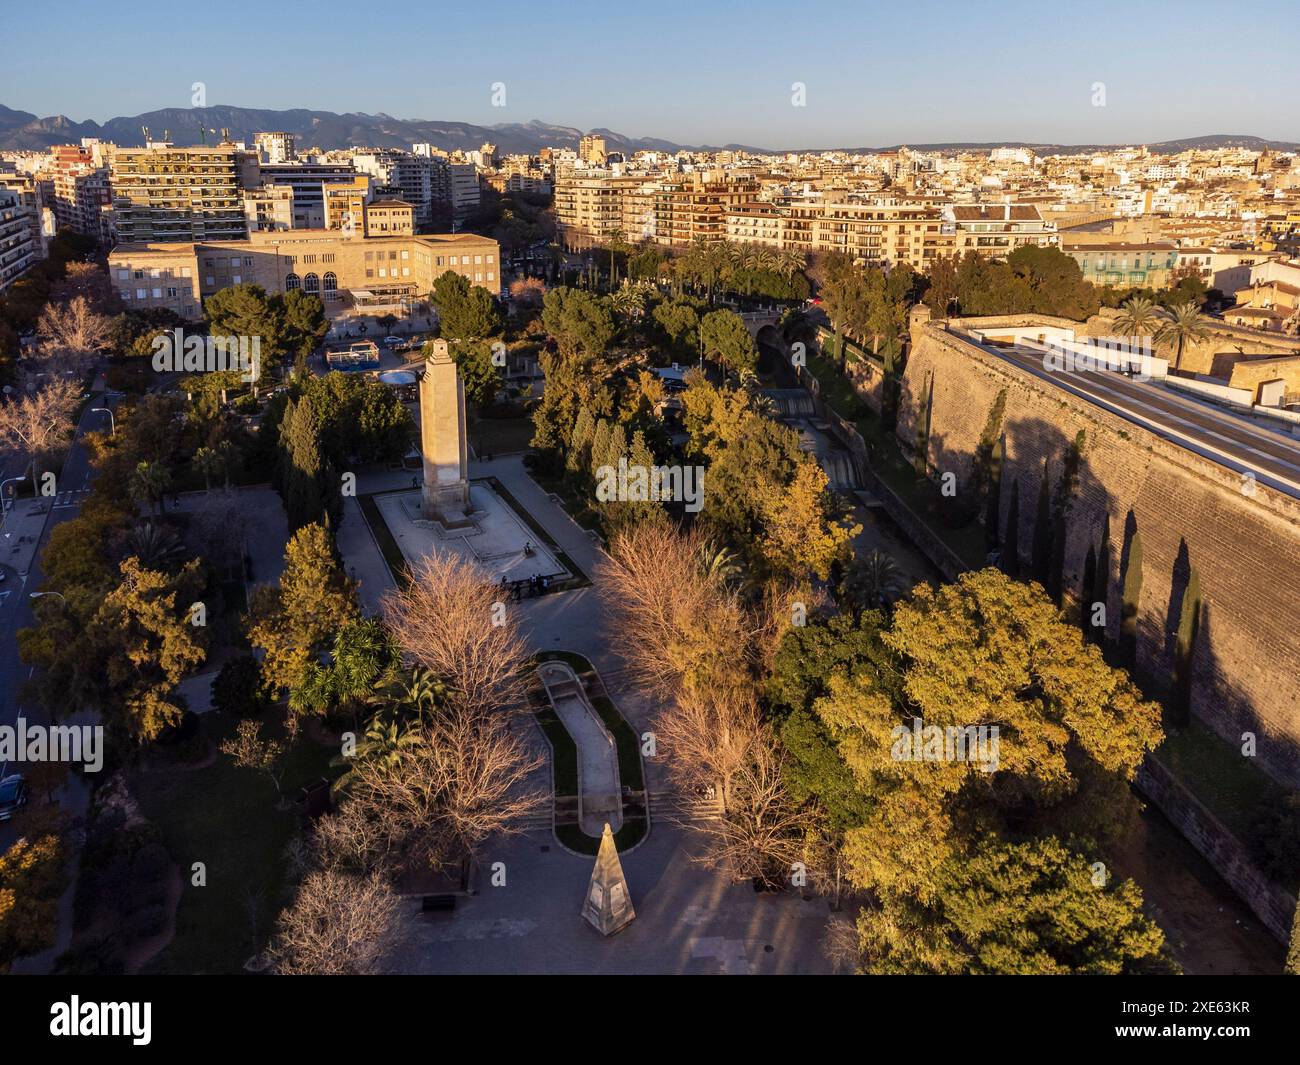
top-left (538, 661), bottom-right (620, 834)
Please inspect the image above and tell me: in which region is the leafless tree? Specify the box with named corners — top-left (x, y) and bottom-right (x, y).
top-left (679, 729), bottom-right (807, 887)
top-left (268, 868), bottom-right (398, 975)
top-left (36, 295), bottom-right (112, 371)
top-left (344, 706), bottom-right (545, 877)
top-left (0, 377), bottom-right (80, 482)
top-left (596, 522), bottom-right (752, 698)
top-left (381, 551), bottom-right (531, 714)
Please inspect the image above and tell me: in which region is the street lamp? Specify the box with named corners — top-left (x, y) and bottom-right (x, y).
top-left (91, 407), bottom-right (115, 435)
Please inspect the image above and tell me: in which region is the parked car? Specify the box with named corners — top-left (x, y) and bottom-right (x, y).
top-left (383, 336), bottom-right (403, 348)
top-left (0, 774), bottom-right (28, 821)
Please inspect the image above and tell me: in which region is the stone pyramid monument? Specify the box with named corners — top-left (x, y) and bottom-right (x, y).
top-left (582, 822), bottom-right (635, 936)
top-left (419, 338), bottom-right (470, 521)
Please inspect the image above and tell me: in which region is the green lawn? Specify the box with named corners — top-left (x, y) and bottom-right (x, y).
top-left (133, 714), bottom-right (339, 974)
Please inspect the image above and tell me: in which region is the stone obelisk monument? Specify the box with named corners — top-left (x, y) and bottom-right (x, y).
top-left (582, 822), bottom-right (635, 936)
top-left (419, 338), bottom-right (470, 521)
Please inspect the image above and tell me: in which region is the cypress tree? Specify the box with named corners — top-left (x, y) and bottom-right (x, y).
top-left (984, 431), bottom-right (1004, 549)
top-left (1080, 546), bottom-right (1097, 634)
top-left (1093, 515), bottom-right (1111, 646)
top-left (1120, 530), bottom-right (1144, 669)
top-left (1003, 478), bottom-right (1021, 578)
top-left (1031, 456), bottom-right (1052, 587)
top-left (1172, 566), bottom-right (1202, 726)
top-left (567, 405), bottom-right (594, 473)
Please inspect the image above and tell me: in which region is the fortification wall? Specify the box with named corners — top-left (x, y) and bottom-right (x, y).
top-left (899, 318), bottom-right (1300, 785)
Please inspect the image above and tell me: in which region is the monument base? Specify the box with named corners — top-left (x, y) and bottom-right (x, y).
top-left (422, 479), bottom-right (471, 526)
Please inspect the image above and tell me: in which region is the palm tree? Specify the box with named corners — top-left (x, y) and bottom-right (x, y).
top-left (193, 445), bottom-right (224, 492)
top-left (699, 542), bottom-right (743, 586)
top-left (777, 249), bottom-right (806, 281)
top-left (843, 550), bottom-right (904, 612)
top-left (1155, 300), bottom-right (1212, 372)
top-left (125, 521), bottom-right (187, 569)
top-left (1113, 295), bottom-right (1166, 339)
top-left (328, 711), bottom-right (424, 797)
top-left (129, 460), bottom-right (171, 517)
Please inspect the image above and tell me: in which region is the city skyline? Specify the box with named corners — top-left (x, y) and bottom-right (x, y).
top-left (3, 0), bottom-right (1297, 147)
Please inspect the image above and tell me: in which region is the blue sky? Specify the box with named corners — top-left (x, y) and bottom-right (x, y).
top-left (2, 0), bottom-right (1296, 147)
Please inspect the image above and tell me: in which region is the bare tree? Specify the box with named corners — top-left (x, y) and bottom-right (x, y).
top-left (595, 522), bottom-right (752, 698)
top-left (36, 295), bottom-right (112, 371)
top-left (268, 868), bottom-right (398, 975)
top-left (670, 723), bottom-right (806, 887)
top-left (345, 706), bottom-right (545, 877)
top-left (381, 552), bottom-right (530, 714)
top-left (0, 377), bottom-right (80, 483)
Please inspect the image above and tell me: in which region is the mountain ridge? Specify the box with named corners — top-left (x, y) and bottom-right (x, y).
top-left (0, 105), bottom-right (1294, 156)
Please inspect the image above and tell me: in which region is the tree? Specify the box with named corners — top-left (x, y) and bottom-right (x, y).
top-left (381, 552), bottom-right (530, 715)
top-left (0, 832), bottom-right (66, 973)
top-left (1287, 899), bottom-right (1300, 975)
top-left (275, 395), bottom-right (336, 532)
top-left (212, 655), bottom-right (272, 718)
top-left (192, 445), bottom-right (225, 492)
top-left (84, 557), bottom-right (208, 741)
top-left (699, 309), bottom-right (758, 376)
top-left (1155, 300), bottom-right (1211, 372)
top-left (1113, 295), bottom-right (1165, 339)
top-left (841, 550), bottom-right (904, 612)
top-left (651, 299), bottom-right (700, 360)
top-left (432, 271), bottom-right (500, 340)
top-left (343, 705), bottom-right (545, 875)
top-left (446, 340), bottom-right (503, 408)
top-left (857, 835), bottom-right (1167, 974)
top-left (128, 460), bottom-right (171, 517)
top-left (247, 523), bottom-right (358, 701)
top-left (220, 719), bottom-right (287, 800)
top-left (36, 294), bottom-right (112, 370)
top-left (541, 287), bottom-right (615, 360)
top-left (269, 869), bottom-right (398, 975)
top-left (204, 283), bottom-right (285, 363)
top-left (756, 459), bottom-right (857, 580)
top-left (0, 378), bottom-right (80, 485)
top-left (279, 289), bottom-right (328, 364)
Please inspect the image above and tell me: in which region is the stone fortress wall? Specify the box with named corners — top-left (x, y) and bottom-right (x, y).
top-left (897, 310), bottom-right (1300, 787)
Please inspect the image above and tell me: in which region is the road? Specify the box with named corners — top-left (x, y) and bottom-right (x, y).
top-left (964, 333), bottom-right (1300, 498)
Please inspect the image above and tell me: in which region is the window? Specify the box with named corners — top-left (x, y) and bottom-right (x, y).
top-left (474, 254), bottom-right (482, 264)
top-left (402, 267), bottom-right (410, 277)
top-left (136, 288), bottom-right (147, 300)
top-left (167, 287), bottom-right (177, 298)
top-left (181, 267), bottom-right (191, 277)
top-left (232, 274), bottom-right (241, 285)
top-left (285, 272), bottom-right (300, 290)
top-left (486, 254), bottom-right (493, 264)
top-left (152, 287), bottom-right (162, 298)
top-left (378, 268), bottom-right (387, 278)
top-left (229, 257), bottom-right (240, 266)
top-left (117, 269), bottom-right (129, 281)
top-left (323, 272), bottom-right (337, 292)
top-left (304, 273), bottom-right (319, 293)
top-left (401, 250), bottom-right (409, 259)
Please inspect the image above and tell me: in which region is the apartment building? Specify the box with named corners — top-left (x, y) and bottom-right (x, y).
top-left (243, 184), bottom-right (295, 232)
top-left (555, 174), bottom-right (643, 249)
top-left (0, 187), bottom-right (39, 293)
top-left (1063, 242), bottom-right (1180, 288)
top-left (109, 142), bottom-right (260, 243)
top-left (579, 135), bottom-right (607, 167)
top-left (48, 145), bottom-right (112, 238)
top-left (259, 162), bottom-right (361, 228)
top-left (106, 229), bottom-right (500, 320)
top-left (354, 150), bottom-right (480, 227)
top-left (253, 131), bottom-right (297, 165)
top-left (943, 204), bottom-right (1058, 258)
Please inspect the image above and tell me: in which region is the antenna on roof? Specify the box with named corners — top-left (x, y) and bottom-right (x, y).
top-left (141, 126), bottom-right (150, 143)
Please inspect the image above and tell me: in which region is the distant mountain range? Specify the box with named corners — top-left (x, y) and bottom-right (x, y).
top-left (0, 104), bottom-right (1295, 156)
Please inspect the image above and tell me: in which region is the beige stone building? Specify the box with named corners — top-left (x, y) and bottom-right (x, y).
top-left (108, 229), bottom-right (501, 321)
